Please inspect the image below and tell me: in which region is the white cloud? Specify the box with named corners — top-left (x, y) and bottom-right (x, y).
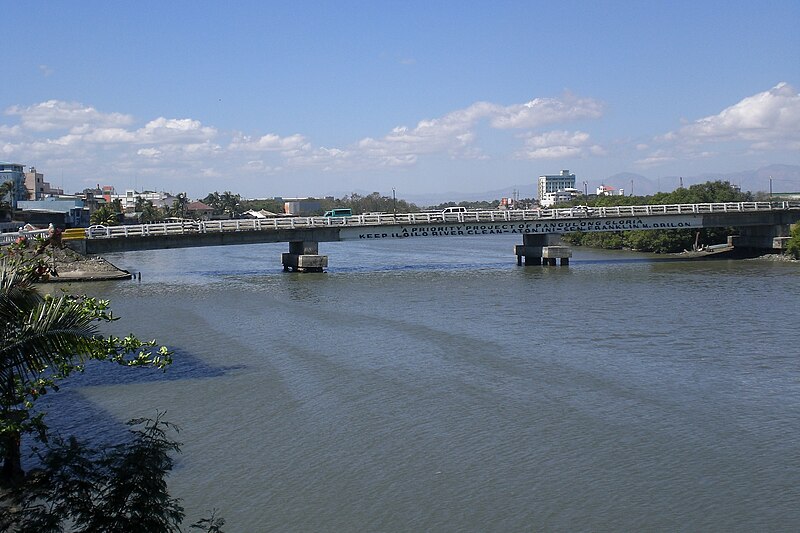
top-left (516, 130), bottom-right (604, 160)
top-left (137, 148), bottom-right (162, 159)
top-left (490, 93), bottom-right (604, 129)
top-left (670, 82), bottom-right (800, 148)
top-left (5, 100), bottom-right (134, 132)
top-left (229, 133), bottom-right (309, 152)
top-left (0, 124), bottom-right (21, 137)
top-left (136, 118), bottom-right (217, 143)
top-left (638, 82), bottom-right (800, 169)
top-left (0, 92), bottom-right (606, 192)
top-left (347, 93), bottom-right (604, 166)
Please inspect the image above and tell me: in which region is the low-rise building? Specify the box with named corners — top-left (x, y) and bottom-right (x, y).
top-left (104, 187), bottom-right (177, 211)
top-left (540, 188), bottom-right (582, 207)
top-left (24, 167), bottom-right (63, 199)
top-left (284, 198), bottom-right (321, 216)
top-left (15, 197), bottom-right (90, 227)
top-left (186, 201), bottom-right (214, 220)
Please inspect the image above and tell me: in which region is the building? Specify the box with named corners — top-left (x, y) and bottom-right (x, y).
top-left (596, 184), bottom-right (624, 197)
top-left (283, 198), bottom-right (321, 216)
top-left (540, 188), bottom-right (582, 208)
top-left (0, 162), bottom-right (27, 207)
top-left (537, 170), bottom-right (576, 201)
top-left (185, 201), bottom-right (214, 220)
top-left (15, 197), bottom-right (90, 227)
top-left (24, 167), bottom-right (64, 200)
top-left (105, 188), bottom-right (176, 211)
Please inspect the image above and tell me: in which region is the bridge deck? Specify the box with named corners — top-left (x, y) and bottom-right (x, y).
top-left (1, 201), bottom-right (797, 246)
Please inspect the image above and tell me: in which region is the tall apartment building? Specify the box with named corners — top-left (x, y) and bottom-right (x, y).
top-left (537, 169), bottom-right (576, 200)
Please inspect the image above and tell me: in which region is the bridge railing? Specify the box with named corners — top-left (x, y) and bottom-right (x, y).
top-left (0, 228), bottom-right (52, 245)
top-left (59, 200), bottom-right (797, 241)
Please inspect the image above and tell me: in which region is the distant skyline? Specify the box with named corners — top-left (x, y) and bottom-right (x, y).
top-left (1, 1), bottom-right (799, 200)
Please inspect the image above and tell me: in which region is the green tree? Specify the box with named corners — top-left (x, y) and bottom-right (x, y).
top-left (135, 198), bottom-right (164, 224)
top-left (0, 180), bottom-right (30, 220)
top-left (203, 191), bottom-right (242, 218)
top-left (565, 180), bottom-right (751, 253)
top-left (0, 253), bottom-right (170, 485)
top-left (320, 192), bottom-right (420, 215)
top-left (168, 193), bottom-right (189, 219)
top-left (786, 223), bottom-right (800, 259)
top-left (0, 415), bottom-right (226, 532)
top-left (90, 204), bottom-right (120, 226)
top-left (239, 197), bottom-right (285, 214)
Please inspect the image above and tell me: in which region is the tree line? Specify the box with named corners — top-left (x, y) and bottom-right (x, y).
top-left (561, 180), bottom-right (759, 253)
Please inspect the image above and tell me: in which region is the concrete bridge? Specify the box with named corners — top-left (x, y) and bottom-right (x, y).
top-left (8, 201), bottom-right (797, 271)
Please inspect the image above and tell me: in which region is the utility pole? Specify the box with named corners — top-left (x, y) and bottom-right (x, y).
top-left (392, 188), bottom-right (397, 215)
top-left (769, 176), bottom-right (773, 201)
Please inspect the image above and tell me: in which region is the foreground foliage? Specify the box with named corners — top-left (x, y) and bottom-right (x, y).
top-left (0, 415), bottom-right (225, 532)
top-left (0, 249), bottom-right (170, 484)
top-left (0, 250), bottom-right (226, 530)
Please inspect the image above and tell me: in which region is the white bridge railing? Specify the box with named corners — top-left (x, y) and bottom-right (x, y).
top-left (2, 201), bottom-right (796, 244)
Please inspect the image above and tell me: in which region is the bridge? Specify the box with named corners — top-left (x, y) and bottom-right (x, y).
top-left (4, 201), bottom-right (799, 270)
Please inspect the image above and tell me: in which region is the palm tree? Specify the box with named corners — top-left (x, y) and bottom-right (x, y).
top-left (0, 255), bottom-right (170, 485)
top-left (0, 256), bottom-right (103, 483)
top-left (90, 203), bottom-right (120, 226)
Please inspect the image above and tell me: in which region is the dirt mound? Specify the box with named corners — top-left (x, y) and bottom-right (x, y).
top-left (23, 246), bottom-right (132, 282)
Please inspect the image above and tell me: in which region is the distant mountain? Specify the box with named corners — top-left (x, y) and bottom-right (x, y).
top-left (329, 164), bottom-right (800, 206)
top-left (401, 186), bottom-right (531, 207)
top-left (598, 172), bottom-right (651, 196)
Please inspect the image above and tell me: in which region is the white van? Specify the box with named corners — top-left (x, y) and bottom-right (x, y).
top-left (441, 206), bottom-right (467, 215)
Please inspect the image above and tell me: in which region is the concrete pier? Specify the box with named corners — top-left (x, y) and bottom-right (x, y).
top-left (542, 245), bottom-right (572, 266)
top-left (515, 234), bottom-right (571, 266)
top-left (729, 224), bottom-right (793, 252)
top-left (282, 241), bottom-right (328, 272)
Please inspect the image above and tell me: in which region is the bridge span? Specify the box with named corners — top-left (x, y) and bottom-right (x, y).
top-left (8, 201), bottom-right (798, 271)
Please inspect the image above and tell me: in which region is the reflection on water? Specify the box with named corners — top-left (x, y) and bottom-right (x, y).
top-left (34, 237), bottom-right (800, 531)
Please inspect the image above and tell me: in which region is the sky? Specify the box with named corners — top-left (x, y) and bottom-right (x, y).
top-left (1, 1), bottom-right (799, 201)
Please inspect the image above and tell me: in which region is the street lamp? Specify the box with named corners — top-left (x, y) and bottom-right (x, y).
top-left (392, 188), bottom-right (397, 215)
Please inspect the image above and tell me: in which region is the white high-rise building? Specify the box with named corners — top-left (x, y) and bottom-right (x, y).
top-left (537, 170), bottom-right (576, 201)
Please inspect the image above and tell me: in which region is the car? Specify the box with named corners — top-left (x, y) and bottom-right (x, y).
top-left (441, 206), bottom-right (467, 215)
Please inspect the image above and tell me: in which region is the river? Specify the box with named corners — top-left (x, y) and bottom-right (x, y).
top-left (35, 236), bottom-right (800, 531)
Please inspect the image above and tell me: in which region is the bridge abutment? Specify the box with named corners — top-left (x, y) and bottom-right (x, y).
top-left (282, 241), bottom-right (328, 272)
top-left (515, 234), bottom-right (571, 266)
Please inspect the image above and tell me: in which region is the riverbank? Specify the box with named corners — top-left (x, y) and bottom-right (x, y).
top-left (38, 247), bottom-right (132, 282)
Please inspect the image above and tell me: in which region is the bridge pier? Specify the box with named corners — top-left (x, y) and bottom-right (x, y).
top-left (282, 241), bottom-right (328, 272)
top-left (729, 224), bottom-right (794, 252)
top-left (515, 234), bottom-right (571, 266)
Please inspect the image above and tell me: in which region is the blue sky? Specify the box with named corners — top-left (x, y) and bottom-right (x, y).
top-left (1, 1), bottom-right (798, 201)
